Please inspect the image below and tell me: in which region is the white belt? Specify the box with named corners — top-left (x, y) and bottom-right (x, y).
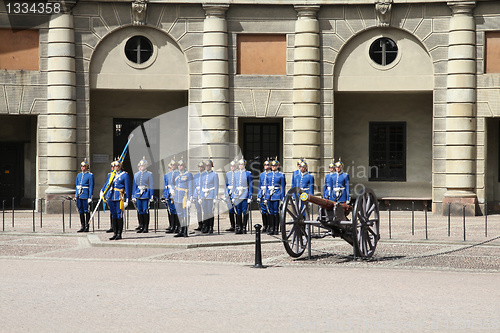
top-left (76, 186), bottom-right (88, 190)
top-left (260, 186), bottom-right (267, 190)
top-left (334, 187), bottom-right (345, 191)
top-left (138, 186), bottom-right (148, 190)
top-left (300, 187), bottom-right (309, 191)
top-left (326, 187), bottom-right (331, 191)
top-left (203, 187), bottom-right (215, 193)
top-left (268, 186), bottom-right (280, 190)
top-left (236, 186), bottom-right (248, 191)
top-left (227, 185), bottom-right (233, 190)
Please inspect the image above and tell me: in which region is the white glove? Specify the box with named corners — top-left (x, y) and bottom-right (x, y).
top-left (198, 199), bottom-right (203, 205)
top-left (256, 197), bottom-right (261, 203)
top-left (99, 190), bottom-right (104, 198)
top-left (150, 198), bottom-right (154, 203)
top-left (88, 198), bottom-right (92, 204)
top-left (231, 199), bottom-right (235, 204)
top-left (132, 198), bottom-right (137, 203)
top-left (263, 200), bottom-right (267, 205)
top-left (346, 200), bottom-right (350, 205)
top-left (186, 201), bottom-right (191, 208)
top-left (247, 198), bottom-right (252, 204)
top-left (123, 201), bottom-right (128, 209)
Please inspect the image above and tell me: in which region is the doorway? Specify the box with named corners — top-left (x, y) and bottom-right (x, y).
top-left (0, 143), bottom-right (24, 206)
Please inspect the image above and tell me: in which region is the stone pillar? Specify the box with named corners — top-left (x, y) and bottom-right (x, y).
top-left (45, 1), bottom-right (77, 213)
top-left (293, 5), bottom-right (321, 175)
top-left (201, 4), bottom-right (230, 171)
top-left (443, 1), bottom-right (477, 216)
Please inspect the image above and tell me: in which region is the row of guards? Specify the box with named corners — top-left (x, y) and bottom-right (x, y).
top-left (73, 154), bottom-right (350, 241)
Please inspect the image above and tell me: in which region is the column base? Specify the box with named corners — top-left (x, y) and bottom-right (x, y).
top-left (45, 187), bottom-right (75, 214)
top-left (442, 191), bottom-right (477, 216)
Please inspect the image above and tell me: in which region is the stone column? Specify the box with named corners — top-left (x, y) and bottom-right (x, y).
top-left (293, 5), bottom-right (321, 175)
top-left (45, 1), bottom-right (77, 213)
top-left (201, 4), bottom-right (230, 171)
top-left (443, 1), bottom-right (477, 216)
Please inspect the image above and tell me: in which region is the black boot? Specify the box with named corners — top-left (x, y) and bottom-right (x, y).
top-left (209, 217), bottom-right (214, 234)
top-left (194, 209), bottom-right (203, 231)
top-left (109, 218), bottom-right (118, 240)
top-left (202, 219), bottom-right (209, 233)
top-left (226, 213), bottom-right (235, 232)
top-left (267, 215), bottom-right (275, 235)
top-left (136, 214), bottom-right (144, 233)
top-left (142, 213), bottom-right (149, 233)
top-left (173, 215), bottom-right (181, 234)
top-left (165, 213), bottom-right (174, 233)
top-left (115, 218), bottom-right (123, 240)
top-left (84, 213), bottom-right (90, 232)
top-left (174, 226), bottom-right (185, 237)
top-left (194, 222), bottom-right (203, 231)
top-left (235, 215), bottom-right (242, 234)
top-left (242, 214), bottom-right (248, 234)
top-left (77, 214), bottom-right (85, 232)
top-left (262, 214), bottom-right (268, 232)
top-left (106, 215), bottom-right (114, 233)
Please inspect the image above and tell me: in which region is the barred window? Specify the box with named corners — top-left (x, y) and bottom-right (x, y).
top-left (369, 122), bottom-right (406, 181)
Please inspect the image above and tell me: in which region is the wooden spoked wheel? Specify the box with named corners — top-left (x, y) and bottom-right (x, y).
top-left (352, 188), bottom-right (380, 258)
top-left (280, 187), bottom-right (310, 258)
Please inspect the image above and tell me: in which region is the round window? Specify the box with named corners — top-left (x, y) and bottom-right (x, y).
top-left (124, 36), bottom-right (153, 65)
top-left (369, 37), bottom-right (398, 66)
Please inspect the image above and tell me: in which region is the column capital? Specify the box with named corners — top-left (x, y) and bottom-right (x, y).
top-left (49, 0), bottom-right (77, 13)
top-left (447, 1), bottom-right (476, 15)
top-left (203, 4), bottom-right (229, 18)
top-left (294, 5), bottom-right (320, 19)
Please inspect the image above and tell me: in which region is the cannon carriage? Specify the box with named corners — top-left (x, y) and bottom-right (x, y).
top-left (279, 187), bottom-right (381, 259)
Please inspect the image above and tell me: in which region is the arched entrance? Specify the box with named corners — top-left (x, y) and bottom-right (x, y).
top-left (89, 26), bottom-right (189, 194)
top-left (333, 28), bottom-right (434, 206)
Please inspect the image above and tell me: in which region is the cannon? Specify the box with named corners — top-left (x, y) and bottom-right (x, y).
top-left (279, 187), bottom-right (380, 259)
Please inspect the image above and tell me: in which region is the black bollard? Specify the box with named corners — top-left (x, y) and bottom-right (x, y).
top-left (62, 200), bottom-right (65, 233)
top-left (424, 203), bottom-right (428, 240)
top-left (411, 201), bottom-right (414, 235)
top-left (447, 202), bottom-right (451, 237)
top-left (463, 205), bottom-right (466, 241)
top-left (40, 198), bottom-right (43, 228)
top-left (252, 224), bottom-right (265, 269)
top-left (485, 202), bottom-right (488, 238)
top-left (69, 199), bottom-right (72, 229)
top-left (388, 201), bottom-right (392, 239)
top-left (2, 200), bottom-right (5, 231)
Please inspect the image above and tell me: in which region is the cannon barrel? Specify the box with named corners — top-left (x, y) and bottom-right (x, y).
top-left (300, 192), bottom-right (349, 211)
top-left (300, 193), bottom-right (335, 210)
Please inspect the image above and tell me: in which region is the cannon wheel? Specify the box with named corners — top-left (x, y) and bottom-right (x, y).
top-left (280, 187), bottom-right (310, 258)
top-left (352, 188), bottom-right (380, 259)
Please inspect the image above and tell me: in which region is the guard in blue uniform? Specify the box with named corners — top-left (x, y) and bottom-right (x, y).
top-left (193, 161), bottom-right (206, 231)
top-left (75, 158), bottom-right (94, 233)
top-left (233, 158), bottom-right (253, 234)
top-left (132, 157), bottom-right (154, 233)
top-left (199, 159), bottom-right (219, 234)
top-left (323, 161), bottom-right (335, 199)
top-left (265, 158), bottom-right (286, 235)
top-left (224, 160), bottom-right (237, 232)
top-left (329, 158), bottom-right (350, 204)
top-left (256, 158), bottom-right (271, 232)
top-left (173, 158), bottom-right (193, 237)
top-left (291, 158), bottom-right (304, 189)
top-left (162, 160), bottom-right (180, 234)
top-left (101, 158), bottom-right (131, 240)
top-left (292, 161), bottom-right (314, 195)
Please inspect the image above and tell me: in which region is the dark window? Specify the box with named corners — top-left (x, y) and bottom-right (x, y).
top-left (369, 122), bottom-right (406, 181)
top-left (124, 36), bottom-right (153, 64)
top-left (243, 122), bottom-right (281, 178)
top-left (369, 37), bottom-right (398, 66)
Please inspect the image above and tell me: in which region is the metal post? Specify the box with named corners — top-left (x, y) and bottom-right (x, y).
top-left (424, 203), bottom-right (428, 240)
top-left (485, 202), bottom-right (488, 238)
top-left (32, 199), bottom-right (36, 232)
top-left (69, 198), bottom-right (72, 229)
top-left (62, 200), bottom-right (65, 233)
top-left (2, 200), bottom-right (5, 231)
top-left (411, 201), bottom-right (414, 235)
top-left (388, 201), bottom-right (392, 239)
top-left (307, 223), bottom-right (312, 260)
top-left (463, 205), bottom-right (466, 241)
top-left (39, 198), bottom-right (43, 228)
top-left (154, 199), bottom-right (157, 233)
top-left (12, 197), bottom-right (15, 227)
top-left (252, 224), bottom-right (265, 269)
top-left (97, 200), bottom-right (100, 229)
top-left (448, 202), bottom-right (451, 237)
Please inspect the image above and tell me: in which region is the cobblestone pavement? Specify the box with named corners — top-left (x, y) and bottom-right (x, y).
top-left (1, 210), bottom-right (500, 332)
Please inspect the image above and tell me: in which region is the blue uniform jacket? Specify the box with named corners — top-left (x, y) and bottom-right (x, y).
top-left (200, 170), bottom-right (219, 200)
top-left (132, 170), bottom-right (154, 200)
top-left (291, 169), bottom-right (301, 188)
top-left (162, 170), bottom-right (178, 200)
top-left (193, 171), bottom-right (205, 200)
top-left (225, 170), bottom-right (236, 199)
top-left (174, 170), bottom-right (193, 204)
top-left (102, 171), bottom-right (131, 202)
top-left (257, 171), bottom-right (269, 200)
top-left (76, 171), bottom-right (94, 199)
top-left (323, 173), bottom-right (333, 199)
top-left (265, 171), bottom-right (286, 201)
top-left (292, 171), bottom-right (314, 195)
top-left (233, 169), bottom-right (253, 201)
top-left (329, 172), bottom-right (350, 203)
